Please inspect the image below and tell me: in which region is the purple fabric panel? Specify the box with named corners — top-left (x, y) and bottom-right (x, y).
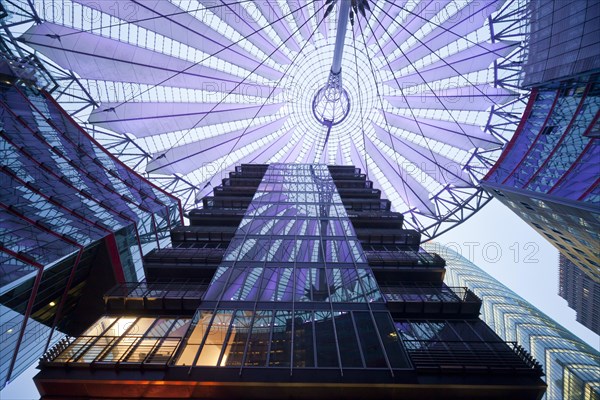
top-left (387, 1), bottom-right (501, 68)
top-left (259, 268), bottom-right (278, 301)
top-left (72, 0), bottom-right (282, 81)
top-left (372, 123), bottom-right (472, 187)
top-left (146, 117), bottom-right (288, 175)
top-left (198, 0), bottom-right (291, 65)
top-left (367, 1), bottom-right (406, 46)
top-left (313, 0), bottom-right (329, 40)
top-left (382, 110), bottom-right (500, 150)
top-left (21, 22), bottom-right (260, 87)
top-left (21, 24), bottom-right (280, 94)
top-left (365, 138), bottom-right (435, 215)
top-left (380, 0), bottom-right (452, 55)
top-left (386, 42), bottom-right (517, 84)
top-left (385, 85), bottom-right (515, 111)
top-left (88, 102), bottom-right (284, 137)
top-left (186, 126), bottom-right (297, 190)
top-left (347, 140), bottom-right (369, 180)
top-left (255, 1), bottom-right (302, 52)
top-left (288, 0), bottom-right (313, 44)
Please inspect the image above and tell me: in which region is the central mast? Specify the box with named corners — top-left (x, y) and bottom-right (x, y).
top-left (312, 0), bottom-right (352, 127)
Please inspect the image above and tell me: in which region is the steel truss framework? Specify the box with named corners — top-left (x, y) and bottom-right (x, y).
top-left (2, 0), bottom-right (530, 239)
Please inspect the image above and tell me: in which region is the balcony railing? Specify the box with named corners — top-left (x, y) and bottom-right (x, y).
top-left (380, 286), bottom-right (481, 317)
top-left (364, 250), bottom-right (445, 267)
top-left (41, 335), bottom-right (182, 368)
top-left (380, 286), bottom-right (479, 302)
top-left (404, 340), bottom-right (543, 375)
top-left (104, 282), bottom-right (207, 311)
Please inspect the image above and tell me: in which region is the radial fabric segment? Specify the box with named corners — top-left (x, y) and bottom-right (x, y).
top-left (12, 0), bottom-right (530, 239)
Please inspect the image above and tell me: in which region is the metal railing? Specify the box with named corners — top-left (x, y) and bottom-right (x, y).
top-left (379, 286), bottom-right (480, 303)
top-left (41, 335), bottom-right (182, 367)
top-left (364, 250), bottom-right (445, 267)
top-left (404, 340), bottom-right (543, 374)
top-left (104, 282), bottom-right (207, 311)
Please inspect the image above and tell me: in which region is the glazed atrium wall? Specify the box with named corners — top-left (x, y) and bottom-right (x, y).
top-left (35, 164), bottom-right (545, 400)
top-left (0, 53), bottom-right (182, 387)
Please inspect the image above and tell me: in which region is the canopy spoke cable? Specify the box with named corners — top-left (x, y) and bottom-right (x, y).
top-left (8, 0), bottom-right (530, 239)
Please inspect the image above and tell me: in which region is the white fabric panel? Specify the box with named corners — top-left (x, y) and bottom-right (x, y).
top-left (365, 139), bottom-right (435, 216)
top-left (372, 123), bottom-right (472, 187)
top-left (72, 0), bottom-right (282, 80)
top-left (385, 85), bottom-right (516, 111)
top-left (382, 110), bottom-right (500, 151)
top-left (255, 1), bottom-right (302, 52)
top-left (88, 101), bottom-right (284, 137)
top-left (146, 117), bottom-right (288, 174)
top-left (21, 23), bottom-right (279, 94)
top-left (197, 0), bottom-right (292, 65)
top-left (389, 1), bottom-right (503, 68)
top-left (386, 42), bottom-right (517, 85)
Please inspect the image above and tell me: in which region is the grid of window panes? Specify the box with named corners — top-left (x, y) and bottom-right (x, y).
top-left (177, 164), bottom-right (410, 371)
top-left (174, 309), bottom-right (410, 370)
top-left (205, 164), bottom-right (382, 304)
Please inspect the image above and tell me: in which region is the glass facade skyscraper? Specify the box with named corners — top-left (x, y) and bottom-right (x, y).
top-left (482, 0), bottom-right (600, 334)
top-left (0, 52), bottom-right (182, 388)
top-left (559, 255), bottom-right (600, 335)
top-left (482, 74), bottom-right (600, 286)
top-left (34, 164), bottom-right (545, 399)
top-left (427, 243), bottom-right (600, 400)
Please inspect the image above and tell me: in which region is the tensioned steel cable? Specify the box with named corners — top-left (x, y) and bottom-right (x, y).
top-left (31, 1), bottom-right (313, 115)
top-left (366, 8), bottom-right (489, 155)
top-left (356, 14), bottom-right (436, 217)
top-left (138, 3), bottom-right (323, 169)
top-left (197, 1), bottom-right (330, 191)
top-left (378, 0), bottom-right (513, 59)
top-left (150, 0), bottom-right (328, 205)
top-left (363, 11), bottom-right (475, 186)
top-left (374, 0), bottom-right (516, 107)
top-left (26, 1), bottom-right (259, 39)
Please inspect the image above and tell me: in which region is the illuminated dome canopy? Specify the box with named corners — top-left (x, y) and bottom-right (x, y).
top-left (9, 0), bottom-right (529, 239)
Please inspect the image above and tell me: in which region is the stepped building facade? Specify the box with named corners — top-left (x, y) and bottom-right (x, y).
top-left (35, 164), bottom-right (545, 399)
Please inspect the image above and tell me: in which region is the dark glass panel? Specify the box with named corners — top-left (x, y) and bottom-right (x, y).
top-left (354, 312), bottom-right (386, 368)
top-left (269, 311), bottom-right (293, 367)
top-left (373, 312), bottom-right (410, 368)
top-left (244, 311), bottom-right (272, 367)
top-left (314, 311), bottom-right (338, 368)
top-left (293, 311), bottom-right (315, 368)
top-left (335, 312), bottom-right (362, 368)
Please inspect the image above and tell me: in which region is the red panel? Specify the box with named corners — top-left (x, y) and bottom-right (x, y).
top-left (104, 233), bottom-right (126, 284)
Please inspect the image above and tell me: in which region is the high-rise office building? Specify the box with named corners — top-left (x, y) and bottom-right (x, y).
top-left (481, 0), bottom-right (600, 330)
top-left (34, 164), bottom-right (545, 399)
top-left (559, 254), bottom-right (600, 335)
top-left (427, 243), bottom-right (600, 400)
top-left (0, 53), bottom-right (182, 388)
